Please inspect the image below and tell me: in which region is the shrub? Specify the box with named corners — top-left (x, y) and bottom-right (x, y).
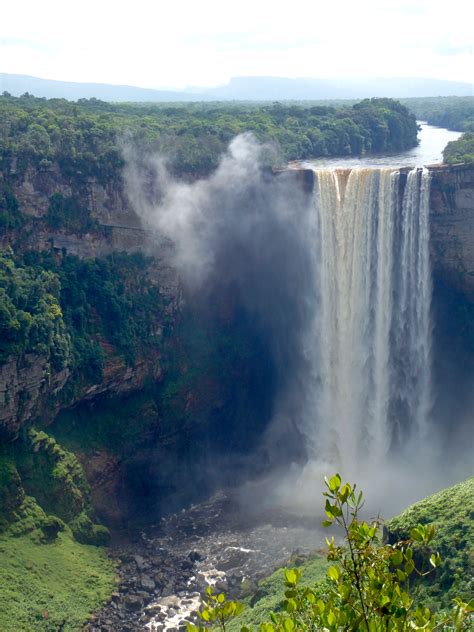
top-left (188, 475), bottom-right (473, 631)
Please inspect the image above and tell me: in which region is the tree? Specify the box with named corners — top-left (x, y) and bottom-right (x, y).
top-left (187, 474), bottom-right (473, 631)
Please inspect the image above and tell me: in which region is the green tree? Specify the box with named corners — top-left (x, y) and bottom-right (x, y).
top-left (187, 475), bottom-right (473, 631)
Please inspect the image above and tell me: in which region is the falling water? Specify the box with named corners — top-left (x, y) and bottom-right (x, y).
top-left (309, 167), bottom-right (432, 475)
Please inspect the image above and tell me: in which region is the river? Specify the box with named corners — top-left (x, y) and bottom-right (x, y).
top-left (302, 122), bottom-right (461, 169)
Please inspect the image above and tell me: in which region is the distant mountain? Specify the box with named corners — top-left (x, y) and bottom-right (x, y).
top-left (1, 72), bottom-right (472, 102)
top-left (202, 76), bottom-right (474, 100)
top-left (0, 73), bottom-right (205, 102)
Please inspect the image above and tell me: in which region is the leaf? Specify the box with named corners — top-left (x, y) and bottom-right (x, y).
top-left (234, 602), bottom-right (245, 616)
top-left (327, 565), bottom-right (340, 581)
top-left (325, 499), bottom-right (334, 519)
top-left (283, 618), bottom-right (295, 632)
top-left (390, 550), bottom-right (403, 566)
top-left (327, 610), bottom-right (336, 626)
top-left (396, 569), bottom-right (407, 582)
top-left (322, 519), bottom-right (333, 528)
top-left (410, 525), bottom-right (424, 541)
top-left (315, 599), bottom-right (325, 614)
top-left (200, 609), bottom-right (210, 622)
top-left (340, 483), bottom-right (351, 502)
top-left (285, 598), bottom-right (297, 613)
top-left (405, 559), bottom-right (415, 575)
top-left (329, 473), bottom-right (341, 492)
top-left (217, 592), bottom-right (225, 603)
top-left (284, 568), bottom-right (301, 585)
top-left (380, 594), bottom-right (391, 607)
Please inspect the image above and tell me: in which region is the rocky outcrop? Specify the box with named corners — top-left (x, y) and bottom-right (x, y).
top-left (0, 354), bottom-right (69, 441)
top-left (429, 164), bottom-right (474, 297)
top-left (0, 349), bottom-right (166, 442)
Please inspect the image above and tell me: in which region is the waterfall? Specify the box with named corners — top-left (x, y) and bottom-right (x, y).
top-left (309, 167), bottom-right (432, 474)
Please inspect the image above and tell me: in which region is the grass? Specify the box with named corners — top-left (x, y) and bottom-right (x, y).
top-left (386, 477), bottom-right (474, 608)
top-left (227, 555), bottom-right (328, 631)
top-left (0, 529), bottom-right (115, 631)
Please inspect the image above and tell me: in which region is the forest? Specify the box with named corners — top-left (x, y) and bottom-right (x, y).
top-left (0, 93), bottom-right (418, 180)
top-left (402, 96), bottom-right (474, 132)
top-left (443, 132), bottom-right (474, 165)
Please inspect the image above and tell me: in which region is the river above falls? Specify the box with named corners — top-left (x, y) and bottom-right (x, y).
top-left (301, 122), bottom-right (461, 170)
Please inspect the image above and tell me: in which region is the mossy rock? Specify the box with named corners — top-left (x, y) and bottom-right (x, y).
top-left (15, 429), bottom-right (89, 522)
top-left (0, 457), bottom-right (24, 519)
top-left (69, 512), bottom-right (110, 546)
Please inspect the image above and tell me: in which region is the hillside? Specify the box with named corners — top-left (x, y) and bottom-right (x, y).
top-left (386, 477), bottom-right (474, 607)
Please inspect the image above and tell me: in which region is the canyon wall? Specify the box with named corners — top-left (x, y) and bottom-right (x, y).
top-left (429, 164), bottom-right (474, 297)
top-left (1, 163), bottom-right (473, 441)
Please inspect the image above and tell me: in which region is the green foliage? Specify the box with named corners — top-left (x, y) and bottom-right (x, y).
top-left (46, 192), bottom-right (97, 232)
top-left (0, 182), bottom-right (23, 233)
top-left (402, 97), bottom-right (474, 132)
top-left (0, 429), bottom-right (107, 549)
top-left (189, 476), bottom-right (473, 631)
top-left (26, 250), bottom-right (167, 370)
top-left (0, 248), bottom-right (71, 366)
top-left (49, 386), bottom-right (160, 455)
top-left (14, 429), bottom-right (90, 523)
top-left (227, 557), bottom-right (328, 631)
top-left (39, 514), bottom-right (65, 542)
top-left (386, 477), bottom-right (474, 607)
top-left (69, 512), bottom-right (110, 546)
top-left (0, 530), bottom-right (115, 631)
top-left (443, 133), bottom-right (474, 165)
top-left (0, 94), bottom-right (418, 181)
top-left (0, 455), bottom-right (24, 515)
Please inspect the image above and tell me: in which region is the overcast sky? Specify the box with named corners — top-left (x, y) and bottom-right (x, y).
top-left (1, 0), bottom-right (472, 89)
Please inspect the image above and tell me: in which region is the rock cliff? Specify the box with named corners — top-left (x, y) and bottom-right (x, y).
top-left (0, 164), bottom-right (181, 441)
top-left (429, 164), bottom-right (474, 297)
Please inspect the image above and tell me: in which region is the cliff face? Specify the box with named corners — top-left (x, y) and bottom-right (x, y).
top-left (0, 165), bottom-right (180, 441)
top-left (0, 354), bottom-right (69, 441)
top-left (429, 164), bottom-right (474, 297)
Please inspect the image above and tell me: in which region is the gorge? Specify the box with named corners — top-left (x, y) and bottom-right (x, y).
top-left (0, 115), bottom-right (473, 630)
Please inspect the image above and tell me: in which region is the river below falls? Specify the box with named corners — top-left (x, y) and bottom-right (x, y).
top-left (88, 489), bottom-right (329, 632)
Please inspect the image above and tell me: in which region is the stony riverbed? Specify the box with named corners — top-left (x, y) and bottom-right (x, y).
top-left (85, 489), bottom-right (327, 631)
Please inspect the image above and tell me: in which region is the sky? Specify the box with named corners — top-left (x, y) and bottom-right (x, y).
top-left (1, 0), bottom-right (473, 89)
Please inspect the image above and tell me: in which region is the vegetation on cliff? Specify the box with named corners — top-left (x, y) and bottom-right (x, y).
top-left (0, 248), bottom-right (168, 383)
top-left (443, 132), bottom-right (474, 165)
top-left (0, 94), bottom-right (418, 181)
top-left (0, 249), bottom-right (71, 366)
top-left (0, 429), bottom-right (114, 631)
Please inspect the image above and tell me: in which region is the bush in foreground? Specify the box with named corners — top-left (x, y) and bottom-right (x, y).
top-left (189, 475), bottom-right (473, 631)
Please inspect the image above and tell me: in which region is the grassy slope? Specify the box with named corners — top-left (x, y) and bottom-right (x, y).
top-left (386, 477), bottom-right (474, 607)
top-left (0, 529), bottom-right (115, 632)
top-left (228, 478), bottom-right (473, 629)
top-left (228, 556), bottom-right (328, 631)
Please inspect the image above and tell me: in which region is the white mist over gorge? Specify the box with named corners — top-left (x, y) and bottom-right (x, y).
top-left (124, 133), bottom-right (471, 518)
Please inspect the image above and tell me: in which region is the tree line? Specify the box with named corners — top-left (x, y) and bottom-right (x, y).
top-left (0, 93), bottom-right (418, 182)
